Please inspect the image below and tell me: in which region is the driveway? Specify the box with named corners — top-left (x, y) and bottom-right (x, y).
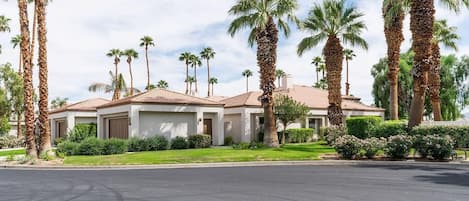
top-left (0, 164), bottom-right (468, 201)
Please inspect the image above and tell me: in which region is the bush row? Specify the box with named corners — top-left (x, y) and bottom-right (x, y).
top-left (346, 116), bottom-right (382, 139)
top-left (0, 136), bottom-right (23, 149)
top-left (285, 128), bottom-right (314, 143)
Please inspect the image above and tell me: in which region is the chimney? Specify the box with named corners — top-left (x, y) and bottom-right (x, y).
top-left (281, 74), bottom-right (293, 90)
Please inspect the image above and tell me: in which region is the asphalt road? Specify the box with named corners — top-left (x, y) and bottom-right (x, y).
top-left (0, 164), bottom-right (468, 201)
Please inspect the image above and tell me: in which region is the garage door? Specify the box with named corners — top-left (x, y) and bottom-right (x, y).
top-left (139, 112), bottom-right (196, 138)
top-left (109, 117), bottom-right (129, 139)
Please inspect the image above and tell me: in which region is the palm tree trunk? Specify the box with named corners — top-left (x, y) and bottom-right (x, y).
top-left (128, 60), bottom-right (134, 96)
top-left (189, 82), bottom-right (193, 94)
top-left (194, 66), bottom-right (198, 94)
top-left (324, 35), bottom-right (344, 126)
top-left (345, 59), bottom-right (350, 96)
top-left (37, 0), bottom-right (51, 155)
top-left (145, 46), bottom-right (150, 90)
top-left (257, 17), bottom-right (279, 148)
top-left (207, 59), bottom-right (210, 97)
top-left (383, 1), bottom-right (405, 120)
top-left (211, 83), bottom-right (214, 96)
top-left (112, 60), bottom-right (119, 100)
top-left (316, 70), bottom-right (319, 85)
top-left (185, 63), bottom-right (189, 94)
top-left (18, 0), bottom-right (37, 159)
top-left (408, 0), bottom-right (435, 128)
top-left (429, 42), bottom-right (442, 121)
top-left (30, 1), bottom-right (38, 67)
top-left (246, 77), bottom-right (249, 92)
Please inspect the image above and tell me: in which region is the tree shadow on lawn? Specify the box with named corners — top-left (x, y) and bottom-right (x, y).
top-left (414, 172), bottom-right (469, 187)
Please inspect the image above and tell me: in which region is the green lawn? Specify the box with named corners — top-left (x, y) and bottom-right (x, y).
top-left (64, 142), bottom-right (336, 166)
top-left (0, 149), bottom-right (25, 157)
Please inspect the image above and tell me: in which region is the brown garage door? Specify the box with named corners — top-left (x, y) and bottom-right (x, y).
top-left (109, 117), bottom-right (129, 139)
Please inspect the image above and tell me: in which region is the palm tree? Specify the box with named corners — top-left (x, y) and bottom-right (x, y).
top-left (88, 71), bottom-right (135, 97)
top-left (297, 0), bottom-right (368, 126)
top-left (228, 0), bottom-right (299, 148)
top-left (407, 0), bottom-right (468, 128)
top-left (50, 97), bottom-right (68, 109)
top-left (18, 0), bottom-right (37, 158)
top-left (242, 69), bottom-right (253, 93)
top-left (0, 15), bottom-right (11, 54)
top-left (123, 49), bottom-right (139, 96)
top-left (343, 49), bottom-right (356, 96)
top-left (139, 36), bottom-right (155, 90)
top-left (200, 47), bottom-right (216, 97)
top-left (106, 49), bottom-right (122, 100)
top-left (185, 76), bottom-right (196, 95)
top-left (156, 80), bottom-right (169, 89)
top-left (189, 55), bottom-right (202, 95)
top-left (179, 52), bottom-right (192, 94)
top-left (311, 56), bottom-right (323, 83)
top-left (11, 35), bottom-right (23, 74)
top-left (275, 69), bottom-right (285, 88)
top-left (209, 77), bottom-right (218, 96)
top-left (429, 19), bottom-right (459, 121)
top-left (382, 0), bottom-right (406, 120)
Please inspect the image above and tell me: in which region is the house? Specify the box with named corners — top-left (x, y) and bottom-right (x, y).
top-left (96, 89), bottom-right (225, 145)
top-left (49, 98), bottom-right (110, 140)
top-left (221, 76), bottom-right (385, 143)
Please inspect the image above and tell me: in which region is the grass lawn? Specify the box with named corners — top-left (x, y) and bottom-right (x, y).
top-left (0, 149), bottom-right (25, 157)
top-left (64, 142), bottom-right (336, 166)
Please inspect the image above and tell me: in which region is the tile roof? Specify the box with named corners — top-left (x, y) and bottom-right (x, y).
top-left (49, 98), bottom-right (110, 114)
top-left (221, 85), bottom-right (384, 112)
top-left (97, 88), bottom-right (224, 109)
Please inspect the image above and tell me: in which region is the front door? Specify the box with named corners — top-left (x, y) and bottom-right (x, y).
top-left (203, 119), bottom-right (213, 137)
top-left (57, 121), bottom-right (67, 138)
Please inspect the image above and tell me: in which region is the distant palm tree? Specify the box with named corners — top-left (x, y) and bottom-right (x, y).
top-left (179, 52), bottom-right (193, 94)
top-left (123, 49), bottom-right (139, 96)
top-left (89, 71), bottom-right (137, 98)
top-left (275, 69), bottom-right (285, 88)
top-left (311, 56), bottom-right (323, 83)
top-left (11, 35), bottom-right (22, 74)
top-left (242, 69), bottom-right (253, 93)
top-left (0, 15), bottom-right (11, 54)
top-left (185, 76), bottom-right (196, 95)
top-left (343, 49), bottom-right (356, 96)
top-left (297, 0), bottom-right (368, 125)
top-left (50, 97), bottom-right (68, 109)
top-left (156, 80), bottom-right (169, 89)
top-left (189, 55), bottom-right (202, 95)
top-left (200, 47), bottom-right (216, 97)
top-left (209, 77), bottom-right (218, 96)
top-left (429, 19), bottom-right (459, 121)
top-left (139, 36), bottom-right (155, 90)
top-left (106, 49), bottom-right (122, 100)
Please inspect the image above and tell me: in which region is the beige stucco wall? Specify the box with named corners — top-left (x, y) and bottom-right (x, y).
top-left (224, 114), bottom-right (242, 143)
top-left (139, 111), bottom-right (196, 139)
top-left (75, 117), bottom-right (97, 125)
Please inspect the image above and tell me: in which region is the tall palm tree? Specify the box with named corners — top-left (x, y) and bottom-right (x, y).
top-left (11, 35), bottom-right (23, 74)
top-left (275, 69), bottom-right (285, 88)
top-left (429, 19), bottom-right (459, 121)
top-left (88, 71), bottom-right (134, 97)
top-left (179, 52), bottom-right (192, 94)
top-left (50, 97), bottom-right (68, 109)
top-left (343, 49), bottom-right (356, 96)
top-left (297, 0), bottom-right (368, 126)
top-left (156, 80), bottom-right (169, 89)
top-left (139, 36), bottom-right (155, 90)
top-left (200, 47), bottom-right (216, 97)
top-left (242, 69), bottom-right (253, 93)
top-left (382, 0), bottom-right (406, 120)
top-left (311, 56), bottom-right (323, 83)
top-left (228, 0), bottom-right (299, 148)
top-left (123, 49), bottom-right (139, 96)
top-left (106, 49), bottom-right (122, 100)
top-left (0, 15), bottom-right (11, 54)
top-left (185, 76), bottom-right (196, 95)
top-left (407, 0), bottom-right (468, 128)
top-left (18, 0), bottom-right (37, 158)
top-left (209, 77), bottom-right (218, 96)
top-left (189, 55), bottom-right (202, 95)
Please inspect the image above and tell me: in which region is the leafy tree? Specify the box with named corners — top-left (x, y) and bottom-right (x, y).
top-left (242, 69), bottom-right (253, 92)
top-left (274, 94), bottom-right (310, 144)
top-left (0, 63), bottom-right (24, 139)
top-left (156, 80), bottom-right (168, 89)
top-left (200, 47), bottom-right (216, 97)
top-left (139, 36), bottom-right (155, 90)
top-left (89, 71), bottom-right (137, 97)
top-left (0, 15), bottom-right (11, 54)
top-left (50, 97), bottom-right (68, 109)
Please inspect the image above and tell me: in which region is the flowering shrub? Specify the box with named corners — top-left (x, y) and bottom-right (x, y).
top-left (334, 135), bottom-right (362, 159)
top-left (0, 136), bottom-right (23, 149)
top-left (324, 125), bottom-right (348, 145)
top-left (413, 135), bottom-right (430, 158)
top-left (427, 135), bottom-right (454, 160)
top-left (362, 137), bottom-right (386, 159)
top-left (385, 135), bottom-right (413, 160)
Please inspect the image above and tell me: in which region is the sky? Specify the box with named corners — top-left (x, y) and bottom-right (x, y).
top-left (0, 0), bottom-right (468, 112)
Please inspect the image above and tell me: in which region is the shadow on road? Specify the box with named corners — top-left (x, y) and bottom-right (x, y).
top-left (414, 172), bottom-right (469, 187)
top-left (356, 164), bottom-right (464, 172)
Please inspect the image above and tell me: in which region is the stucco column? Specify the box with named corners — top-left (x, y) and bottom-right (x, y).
top-left (129, 105), bottom-right (140, 138)
top-left (66, 113), bottom-right (75, 135)
top-left (214, 109), bottom-right (224, 145)
top-left (50, 119), bottom-right (56, 141)
top-left (97, 114), bottom-right (103, 139)
top-left (240, 111), bottom-right (251, 143)
top-left (196, 111), bottom-right (204, 134)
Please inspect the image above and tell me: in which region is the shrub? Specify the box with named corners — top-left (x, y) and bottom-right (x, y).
top-left (148, 135), bottom-right (169, 151)
top-left (56, 141), bottom-right (79, 156)
top-left (249, 142), bottom-right (267, 149)
top-left (127, 137), bottom-right (151, 152)
top-left (68, 123), bottom-right (97, 143)
top-left (385, 135), bottom-right (413, 160)
top-left (362, 137), bottom-right (386, 159)
top-left (53, 137), bottom-right (66, 146)
top-left (346, 116), bottom-right (382, 139)
top-left (171, 136), bottom-right (188, 149)
top-left (102, 138), bottom-right (128, 155)
top-left (0, 136), bottom-right (23, 149)
top-left (286, 128), bottom-right (314, 143)
top-left (370, 120), bottom-right (408, 138)
top-left (411, 126), bottom-right (469, 149)
top-left (334, 135), bottom-right (362, 160)
top-left (324, 125), bottom-right (348, 145)
top-left (188, 134), bottom-right (211, 149)
top-left (413, 135), bottom-right (431, 158)
top-left (76, 137), bottom-right (103, 155)
top-left (427, 135), bottom-right (454, 160)
top-left (232, 142), bottom-right (250, 150)
top-left (224, 136), bottom-right (234, 146)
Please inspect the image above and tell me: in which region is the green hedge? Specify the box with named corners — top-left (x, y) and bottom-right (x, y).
top-left (346, 116), bottom-right (382, 139)
top-left (171, 136), bottom-right (188, 149)
top-left (410, 126), bottom-right (469, 149)
top-left (286, 128), bottom-right (314, 143)
top-left (188, 134), bottom-right (211, 148)
top-left (68, 123), bottom-right (97, 143)
top-left (370, 120), bottom-right (408, 138)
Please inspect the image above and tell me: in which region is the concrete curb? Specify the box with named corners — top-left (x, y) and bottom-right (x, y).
top-left (1, 160), bottom-right (469, 170)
